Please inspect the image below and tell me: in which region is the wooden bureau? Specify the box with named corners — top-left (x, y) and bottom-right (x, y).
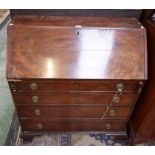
top-left (6, 15), bottom-right (147, 140)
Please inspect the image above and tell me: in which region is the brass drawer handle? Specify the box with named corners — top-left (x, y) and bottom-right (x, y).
top-left (34, 109), bottom-right (42, 116)
top-left (32, 96), bottom-right (39, 103)
top-left (36, 123), bottom-right (43, 129)
top-left (112, 96), bottom-right (120, 103)
top-left (30, 83), bottom-right (38, 90)
top-left (109, 109), bottom-right (115, 116)
top-left (105, 123), bottom-right (111, 129)
top-left (116, 83), bottom-right (124, 92)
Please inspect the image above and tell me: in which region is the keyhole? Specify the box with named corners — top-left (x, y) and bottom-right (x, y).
top-left (77, 31), bottom-right (80, 36)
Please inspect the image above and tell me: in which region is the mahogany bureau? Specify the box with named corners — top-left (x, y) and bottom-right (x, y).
top-left (6, 16), bottom-right (147, 140)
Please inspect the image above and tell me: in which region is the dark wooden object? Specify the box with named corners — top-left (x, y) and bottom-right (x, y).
top-left (7, 15), bottom-right (147, 141)
top-left (130, 13), bottom-right (155, 144)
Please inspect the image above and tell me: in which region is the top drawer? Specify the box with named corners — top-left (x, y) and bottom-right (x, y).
top-left (9, 80), bottom-right (143, 93)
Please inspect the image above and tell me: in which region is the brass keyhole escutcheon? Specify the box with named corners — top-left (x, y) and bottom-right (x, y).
top-left (30, 82), bottom-right (38, 90)
top-left (37, 123), bottom-right (43, 129)
top-left (105, 123), bottom-right (111, 130)
top-left (11, 83), bottom-right (16, 92)
top-left (112, 96), bottom-right (120, 103)
top-left (11, 83), bottom-right (16, 90)
top-left (109, 109), bottom-right (115, 116)
top-left (34, 109), bottom-right (42, 116)
top-left (116, 83), bottom-right (124, 92)
top-left (32, 96), bottom-right (39, 103)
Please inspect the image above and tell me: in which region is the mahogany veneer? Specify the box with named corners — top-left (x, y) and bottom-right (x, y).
top-left (130, 18), bottom-right (155, 144)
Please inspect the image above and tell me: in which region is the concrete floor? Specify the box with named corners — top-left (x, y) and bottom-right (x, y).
top-left (0, 19), bottom-right (15, 145)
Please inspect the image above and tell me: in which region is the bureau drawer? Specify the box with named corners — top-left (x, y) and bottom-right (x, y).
top-left (17, 105), bottom-right (132, 119)
top-left (20, 119), bottom-right (127, 131)
top-left (9, 80), bottom-right (142, 92)
top-left (13, 92), bottom-right (138, 106)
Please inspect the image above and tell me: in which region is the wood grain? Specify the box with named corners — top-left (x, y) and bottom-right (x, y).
top-left (7, 17), bottom-right (147, 80)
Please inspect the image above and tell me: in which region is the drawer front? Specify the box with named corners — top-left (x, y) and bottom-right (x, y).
top-left (13, 92), bottom-right (138, 106)
top-left (17, 105), bottom-right (132, 119)
top-left (20, 119), bottom-right (127, 131)
top-left (9, 80), bottom-right (142, 92)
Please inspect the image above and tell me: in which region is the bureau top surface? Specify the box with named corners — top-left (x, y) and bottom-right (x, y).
top-left (7, 16), bottom-right (147, 80)
top-left (11, 15), bottom-right (142, 28)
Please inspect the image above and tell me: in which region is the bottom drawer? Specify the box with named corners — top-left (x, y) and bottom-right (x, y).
top-left (20, 119), bottom-right (127, 132)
